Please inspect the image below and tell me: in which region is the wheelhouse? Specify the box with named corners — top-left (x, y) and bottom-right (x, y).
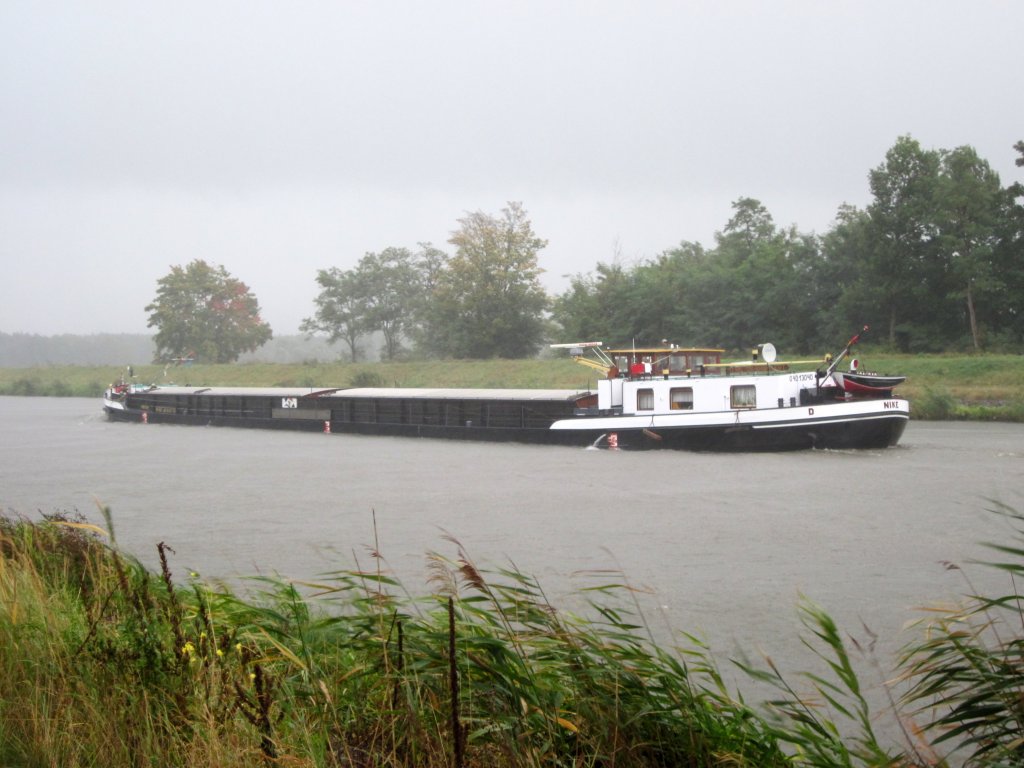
top-left (605, 347), bottom-right (725, 378)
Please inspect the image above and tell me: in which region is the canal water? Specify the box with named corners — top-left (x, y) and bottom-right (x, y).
top-left (2, 395), bottom-right (1023, 747)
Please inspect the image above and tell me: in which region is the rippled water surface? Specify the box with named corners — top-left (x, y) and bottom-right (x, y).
top-left (3, 395), bottom-right (1023, 720)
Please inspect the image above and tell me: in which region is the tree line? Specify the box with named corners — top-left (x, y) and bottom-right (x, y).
top-left (556, 136), bottom-right (1024, 354)
top-left (144, 136), bottom-right (1024, 363)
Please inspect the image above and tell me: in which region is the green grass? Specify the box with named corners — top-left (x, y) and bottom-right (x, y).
top-left (0, 510), bottom-right (789, 767)
top-left (866, 353), bottom-right (1024, 420)
top-left (6, 505), bottom-right (1024, 766)
top-left (0, 359), bottom-right (599, 398)
top-left (2, 351), bottom-right (1023, 420)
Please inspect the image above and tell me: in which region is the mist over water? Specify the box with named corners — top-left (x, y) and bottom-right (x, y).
top-left (3, 396), bottom-right (1023, 737)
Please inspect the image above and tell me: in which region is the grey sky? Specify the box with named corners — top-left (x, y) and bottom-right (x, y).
top-left (2, 1), bottom-right (1020, 336)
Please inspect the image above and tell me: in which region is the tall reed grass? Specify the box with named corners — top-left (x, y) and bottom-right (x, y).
top-left (3, 506), bottom-right (1024, 766)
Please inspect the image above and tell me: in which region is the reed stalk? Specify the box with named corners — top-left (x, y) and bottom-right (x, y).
top-left (5, 506), bottom-right (1024, 766)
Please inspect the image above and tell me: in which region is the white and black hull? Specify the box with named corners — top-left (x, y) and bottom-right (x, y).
top-left (551, 397), bottom-right (909, 451)
top-left (103, 383), bottom-right (908, 452)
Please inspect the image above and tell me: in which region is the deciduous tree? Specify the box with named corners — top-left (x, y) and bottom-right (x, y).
top-left (422, 202), bottom-right (549, 358)
top-left (551, 261), bottom-right (636, 345)
top-left (935, 146), bottom-right (1005, 350)
top-left (300, 267), bottom-right (369, 361)
top-left (355, 247), bottom-right (421, 360)
top-left (145, 260), bottom-right (271, 363)
top-left (303, 245), bottom-right (439, 361)
top-left (865, 136), bottom-right (942, 347)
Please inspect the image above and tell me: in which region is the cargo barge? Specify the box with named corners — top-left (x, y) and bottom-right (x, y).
top-left (103, 329), bottom-right (909, 451)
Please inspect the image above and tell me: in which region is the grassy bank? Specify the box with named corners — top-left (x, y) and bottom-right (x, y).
top-left (3, 507), bottom-right (1024, 766)
top-left (1, 353), bottom-right (1023, 420)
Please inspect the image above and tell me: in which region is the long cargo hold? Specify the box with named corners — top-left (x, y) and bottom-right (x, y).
top-left (103, 385), bottom-right (597, 445)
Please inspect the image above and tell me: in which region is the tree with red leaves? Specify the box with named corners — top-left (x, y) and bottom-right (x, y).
top-left (146, 260), bottom-right (272, 363)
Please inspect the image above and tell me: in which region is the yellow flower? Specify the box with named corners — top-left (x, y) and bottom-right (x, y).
top-left (235, 643), bottom-right (243, 653)
top-left (249, 672), bottom-right (256, 681)
top-left (181, 641), bottom-right (196, 657)
top-left (216, 649), bottom-right (224, 658)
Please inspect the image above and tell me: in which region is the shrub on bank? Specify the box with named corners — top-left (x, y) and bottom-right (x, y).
top-left (912, 387), bottom-right (957, 420)
top-left (0, 375), bottom-right (103, 398)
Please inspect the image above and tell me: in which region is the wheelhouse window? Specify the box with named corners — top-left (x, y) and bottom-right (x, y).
top-left (669, 387), bottom-right (693, 410)
top-left (730, 385), bottom-right (756, 409)
top-left (637, 388), bottom-right (654, 410)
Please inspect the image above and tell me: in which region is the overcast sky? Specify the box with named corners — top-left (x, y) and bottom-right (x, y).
top-left (2, 1), bottom-right (1020, 336)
